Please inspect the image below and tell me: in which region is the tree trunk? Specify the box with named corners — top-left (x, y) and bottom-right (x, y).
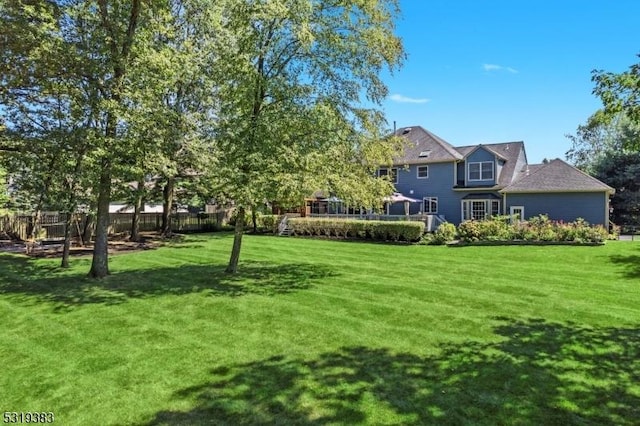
top-left (130, 177), bottom-right (144, 241)
top-left (226, 205), bottom-right (245, 274)
top-left (88, 164), bottom-right (111, 278)
top-left (83, 212), bottom-right (95, 244)
top-left (161, 177), bottom-right (174, 236)
top-left (27, 209), bottom-right (42, 241)
top-left (251, 207), bottom-right (258, 233)
top-left (61, 212), bottom-right (73, 268)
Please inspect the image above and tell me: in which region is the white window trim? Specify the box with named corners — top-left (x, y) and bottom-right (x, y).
top-left (423, 197), bottom-right (438, 214)
top-left (510, 206), bottom-right (525, 221)
top-left (461, 199), bottom-right (501, 221)
top-left (468, 161), bottom-right (494, 181)
top-left (416, 165), bottom-right (429, 179)
top-left (379, 167), bottom-right (399, 184)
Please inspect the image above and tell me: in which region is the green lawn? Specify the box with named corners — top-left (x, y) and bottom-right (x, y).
top-left (1, 234), bottom-right (639, 425)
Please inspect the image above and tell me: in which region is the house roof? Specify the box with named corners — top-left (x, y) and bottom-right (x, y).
top-left (501, 159), bottom-right (615, 194)
top-left (458, 144), bottom-right (508, 161)
top-left (461, 193), bottom-right (502, 200)
top-left (392, 126), bottom-right (463, 165)
top-left (393, 126), bottom-right (612, 194)
top-left (393, 125), bottom-right (526, 184)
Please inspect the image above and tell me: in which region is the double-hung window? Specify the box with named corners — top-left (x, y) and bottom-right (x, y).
top-left (468, 162), bottom-right (494, 181)
top-left (378, 167), bottom-right (398, 184)
top-left (417, 165), bottom-right (429, 179)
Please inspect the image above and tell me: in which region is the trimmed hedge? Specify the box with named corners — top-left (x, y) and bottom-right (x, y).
top-left (288, 218), bottom-right (425, 242)
top-left (457, 215), bottom-right (609, 244)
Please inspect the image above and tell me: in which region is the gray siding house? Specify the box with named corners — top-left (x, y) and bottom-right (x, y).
top-left (383, 126), bottom-right (614, 227)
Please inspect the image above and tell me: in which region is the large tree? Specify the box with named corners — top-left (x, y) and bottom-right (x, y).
top-left (593, 53), bottom-right (640, 126)
top-left (212, 0), bottom-right (405, 273)
top-left (1, 0), bottom-right (218, 276)
top-left (566, 111), bottom-right (639, 173)
top-left (0, 0), bottom-right (148, 276)
top-left (0, 0), bottom-right (96, 256)
top-left (588, 54), bottom-right (640, 226)
top-left (566, 112), bottom-right (640, 226)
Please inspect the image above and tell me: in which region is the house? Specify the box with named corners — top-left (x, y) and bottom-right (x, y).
top-left (108, 203), bottom-right (188, 213)
top-left (380, 126), bottom-right (614, 227)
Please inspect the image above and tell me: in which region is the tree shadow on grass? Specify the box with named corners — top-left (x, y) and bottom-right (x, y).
top-left (0, 253), bottom-right (335, 311)
top-left (147, 318), bottom-right (640, 425)
top-left (609, 253), bottom-right (640, 279)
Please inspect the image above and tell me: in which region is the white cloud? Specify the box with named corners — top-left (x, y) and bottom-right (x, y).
top-left (483, 63), bottom-right (518, 74)
top-left (483, 63), bottom-right (502, 71)
top-left (389, 94), bottom-right (430, 104)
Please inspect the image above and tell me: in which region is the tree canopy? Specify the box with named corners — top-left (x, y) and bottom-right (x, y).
top-left (567, 53), bottom-right (640, 227)
top-left (1, 0), bottom-right (406, 276)
top-left (593, 53), bottom-right (640, 126)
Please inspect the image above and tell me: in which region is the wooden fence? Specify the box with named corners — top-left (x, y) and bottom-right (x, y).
top-left (0, 211), bottom-right (231, 241)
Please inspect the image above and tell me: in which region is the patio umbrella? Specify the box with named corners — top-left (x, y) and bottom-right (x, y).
top-left (383, 193), bottom-right (419, 215)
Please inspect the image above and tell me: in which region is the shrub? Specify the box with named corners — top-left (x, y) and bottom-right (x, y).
top-left (287, 218), bottom-right (424, 242)
top-left (457, 220), bottom-right (482, 242)
top-left (257, 214), bottom-right (279, 234)
top-left (228, 209), bottom-right (252, 228)
top-left (456, 214), bottom-right (608, 244)
top-left (431, 222), bottom-right (456, 245)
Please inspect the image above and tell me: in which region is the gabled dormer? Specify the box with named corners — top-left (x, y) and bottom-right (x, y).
top-left (462, 145), bottom-right (504, 187)
top-left (453, 142), bottom-right (526, 189)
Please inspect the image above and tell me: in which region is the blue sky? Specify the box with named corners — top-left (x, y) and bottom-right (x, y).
top-left (381, 0), bottom-right (640, 163)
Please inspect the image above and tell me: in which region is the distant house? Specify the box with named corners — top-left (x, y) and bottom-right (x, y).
top-left (378, 126), bottom-right (614, 227)
top-left (108, 203), bottom-right (188, 214)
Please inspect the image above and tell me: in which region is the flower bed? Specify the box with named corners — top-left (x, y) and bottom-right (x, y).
top-left (455, 215), bottom-right (609, 244)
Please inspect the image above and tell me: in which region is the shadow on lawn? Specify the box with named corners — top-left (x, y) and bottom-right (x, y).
top-left (609, 253), bottom-right (640, 279)
top-left (0, 254), bottom-right (335, 310)
top-left (148, 318), bottom-right (640, 425)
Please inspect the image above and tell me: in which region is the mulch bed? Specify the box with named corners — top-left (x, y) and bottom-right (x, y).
top-left (0, 232), bottom-right (174, 258)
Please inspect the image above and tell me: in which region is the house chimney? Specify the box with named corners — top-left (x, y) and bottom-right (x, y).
top-left (393, 121), bottom-right (397, 134)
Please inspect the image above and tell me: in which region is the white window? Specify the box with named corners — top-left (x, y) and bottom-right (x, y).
top-left (417, 165), bottom-right (429, 179)
top-left (462, 199), bottom-right (500, 221)
top-left (468, 161), bottom-right (494, 181)
top-left (378, 167), bottom-right (398, 184)
top-left (510, 206), bottom-right (524, 221)
top-left (423, 197), bottom-right (438, 214)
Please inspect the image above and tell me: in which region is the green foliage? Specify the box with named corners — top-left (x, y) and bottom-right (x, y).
top-left (593, 54), bottom-right (640, 125)
top-left (431, 222), bottom-right (457, 245)
top-left (0, 0), bottom-right (406, 273)
top-left (591, 151), bottom-right (640, 226)
top-left (457, 215), bottom-right (609, 244)
top-left (211, 0), bottom-right (405, 270)
top-left (565, 111), bottom-right (640, 173)
top-left (257, 214), bottom-right (279, 234)
top-left (288, 218), bottom-right (424, 242)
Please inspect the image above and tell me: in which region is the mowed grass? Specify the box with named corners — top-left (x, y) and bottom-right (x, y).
top-left (1, 233), bottom-right (639, 425)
